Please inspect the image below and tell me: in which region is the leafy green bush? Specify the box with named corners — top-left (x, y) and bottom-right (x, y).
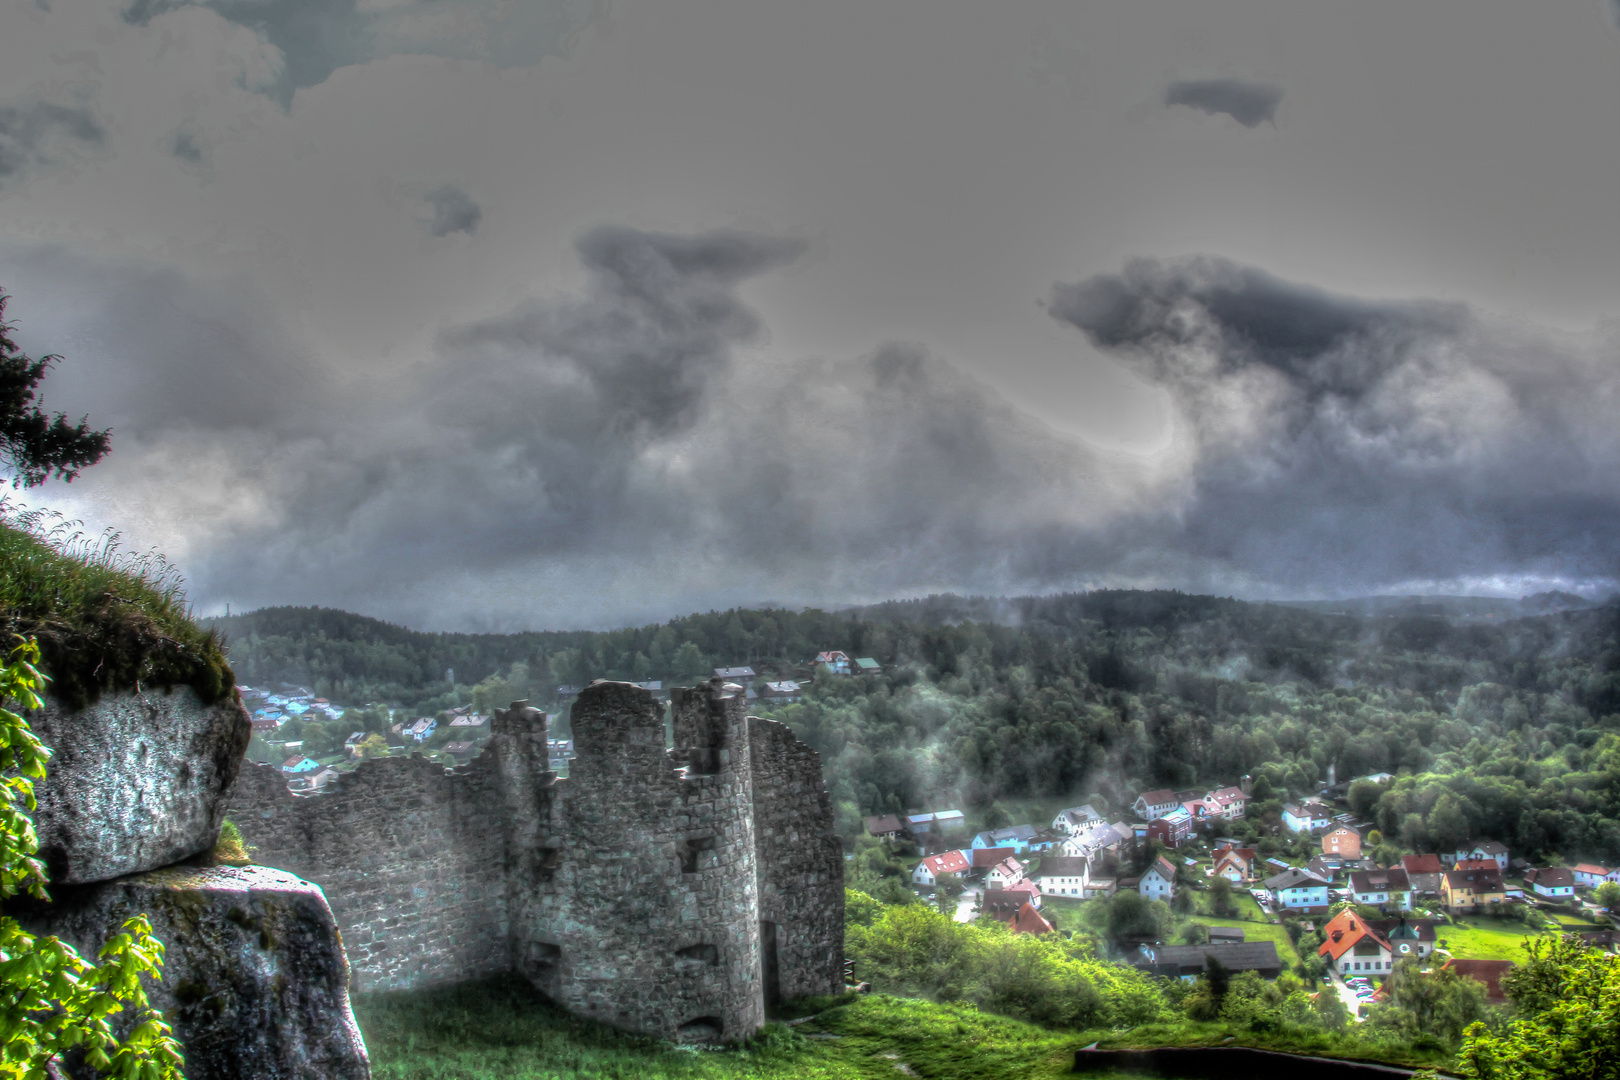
top-left (0, 639), bottom-right (185, 1078)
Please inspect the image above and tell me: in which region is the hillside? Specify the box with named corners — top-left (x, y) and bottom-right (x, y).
top-left (213, 591), bottom-right (1620, 862)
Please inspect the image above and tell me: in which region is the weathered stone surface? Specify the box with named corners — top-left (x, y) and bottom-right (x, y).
top-left (18, 865), bottom-right (370, 1080)
top-left (30, 686), bottom-right (251, 884)
top-left (228, 679), bottom-right (845, 1042)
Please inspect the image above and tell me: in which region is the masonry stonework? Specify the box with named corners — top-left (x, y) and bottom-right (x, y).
top-left (228, 679), bottom-right (844, 1042)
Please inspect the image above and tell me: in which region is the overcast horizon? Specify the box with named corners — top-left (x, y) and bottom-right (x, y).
top-left (2, 0), bottom-right (1618, 633)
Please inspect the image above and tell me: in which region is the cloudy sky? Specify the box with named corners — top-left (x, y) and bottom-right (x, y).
top-left (1, 0), bottom-right (1617, 630)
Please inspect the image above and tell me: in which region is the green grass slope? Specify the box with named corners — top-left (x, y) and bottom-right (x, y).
top-left (0, 506), bottom-right (231, 707)
top-left (353, 977), bottom-right (1135, 1080)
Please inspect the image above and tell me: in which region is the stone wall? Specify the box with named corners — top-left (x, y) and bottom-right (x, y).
top-left (229, 752), bottom-right (511, 991)
top-left (228, 679), bottom-right (843, 1041)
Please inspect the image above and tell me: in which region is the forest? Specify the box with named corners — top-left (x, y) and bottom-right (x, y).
top-left (208, 590), bottom-right (1620, 863)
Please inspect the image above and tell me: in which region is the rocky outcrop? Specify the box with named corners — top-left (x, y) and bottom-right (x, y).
top-left (29, 686), bottom-right (251, 884)
top-left (17, 865), bottom-right (370, 1080)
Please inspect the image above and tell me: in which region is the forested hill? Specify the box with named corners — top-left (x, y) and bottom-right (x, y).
top-left (208, 592), bottom-right (1620, 713)
top-left (208, 592), bottom-right (1620, 862)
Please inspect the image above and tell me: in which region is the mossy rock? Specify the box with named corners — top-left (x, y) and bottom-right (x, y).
top-left (14, 865), bottom-right (371, 1080)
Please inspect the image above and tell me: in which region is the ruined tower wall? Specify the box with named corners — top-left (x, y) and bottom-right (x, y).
top-left (228, 753), bottom-right (511, 991)
top-left (513, 682), bottom-right (763, 1042)
top-left (747, 717), bottom-right (846, 1002)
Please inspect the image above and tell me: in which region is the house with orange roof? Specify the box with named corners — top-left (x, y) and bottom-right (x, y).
top-left (1317, 908), bottom-right (1394, 977)
top-left (911, 849), bottom-right (970, 887)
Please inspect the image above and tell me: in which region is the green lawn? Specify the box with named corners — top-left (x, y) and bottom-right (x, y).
top-left (354, 978), bottom-right (1126, 1080)
top-left (1189, 916), bottom-right (1301, 967)
top-left (1436, 916), bottom-right (1546, 961)
top-left (1192, 890), bottom-right (1269, 922)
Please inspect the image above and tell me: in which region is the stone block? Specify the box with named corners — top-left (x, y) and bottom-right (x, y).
top-left (30, 687), bottom-right (251, 884)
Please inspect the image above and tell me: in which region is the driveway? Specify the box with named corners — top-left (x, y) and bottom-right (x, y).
top-left (955, 888), bottom-right (980, 923)
top-left (1325, 969), bottom-right (1369, 1022)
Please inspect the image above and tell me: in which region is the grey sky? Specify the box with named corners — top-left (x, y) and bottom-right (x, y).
top-left (0, 0), bottom-right (1616, 629)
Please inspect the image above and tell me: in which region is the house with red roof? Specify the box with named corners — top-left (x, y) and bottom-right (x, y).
top-left (1212, 845), bottom-right (1257, 883)
top-left (1007, 901), bottom-right (1055, 935)
top-left (1317, 908), bottom-right (1393, 977)
top-left (1133, 789), bottom-right (1180, 820)
top-left (1207, 786), bottom-right (1251, 820)
top-left (1400, 853), bottom-right (1445, 895)
top-left (987, 856), bottom-right (1027, 890)
top-left (964, 847), bottom-right (1017, 879)
top-left (1571, 863), bottom-right (1612, 888)
top-left (911, 849), bottom-right (970, 887)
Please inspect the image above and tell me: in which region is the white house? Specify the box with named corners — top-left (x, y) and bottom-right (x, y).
top-left (1349, 868), bottom-right (1413, 911)
top-left (912, 850), bottom-right (971, 887)
top-left (987, 856), bottom-right (1027, 890)
top-left (1265, 867), bottom-right (1331, 911)
top-left (1061, 822), bottom-right (1127, 859)
top-left (1526, 867), bottom-right (1576, 899)
top-left (1468, 840), bottom-right (1511, 871)
top-left (1133, 789), bottom-right (1179, 821)
top-left (1053, 805), bottom-right (1105, 835)
top-left (1139, 855), bottom-right (1176, 901)
top-left (1207, 786), bottom-right (1251, 820)
top-left (1282, 800), bottom-right (1332, 834)
top-left (1572, 863), bottom-right (1612, 888)
top-left (1033, 855), bottom-right (1090, 898)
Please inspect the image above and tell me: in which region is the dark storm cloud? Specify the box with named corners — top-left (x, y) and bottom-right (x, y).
top-left (16, 232), bottom-right (1617, 627)
top-left (1164, 78), bottom-right (1282, 127)
top-left (423, 185), bottom-right (482, 237)
top-left (122, 0), bottom-right (601, 110)
top-left (1050, 256), bottom-right (1620, 593)
top-left (168, 123), bottom-right (206, 164)
top-left (0, 97), bottom-right (104, 189)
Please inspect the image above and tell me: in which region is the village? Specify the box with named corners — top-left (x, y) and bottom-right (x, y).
top-left (238, 652), bottom-right (854, 790)
top-left (877, 777), bottom-right (1620, 1018)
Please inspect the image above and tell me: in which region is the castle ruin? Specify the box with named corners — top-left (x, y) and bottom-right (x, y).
top-left (227, 679), bottom-right (845, 1042)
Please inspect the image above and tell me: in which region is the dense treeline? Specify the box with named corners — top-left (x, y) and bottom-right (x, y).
top-left (210, 591), bottom-right (1620, 862)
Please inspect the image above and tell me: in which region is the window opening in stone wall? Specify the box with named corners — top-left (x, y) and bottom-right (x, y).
top-left (678, 835), bottom-right (718, 873)
top-left (675, 943), bottom-right (719, 967)
top-left (533, 846), bottom-right (561, 883)
top-left (677, 1017), bottom-right (724, 1043)
top-left (761, 920), bottom-right (781, 1007)
top-left (530, 941), bottom-right (562, 970)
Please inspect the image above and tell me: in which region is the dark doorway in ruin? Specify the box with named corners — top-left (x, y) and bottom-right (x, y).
top-left (677, 1016), bottom-right (723, 1043)
top-left (760, 920), bottom-right (781, 1008)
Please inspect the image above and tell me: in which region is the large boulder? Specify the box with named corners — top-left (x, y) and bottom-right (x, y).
top-left (29, 686), bottom-right (251, 883)
top-left (19, 865), bottom-right (371, 1080)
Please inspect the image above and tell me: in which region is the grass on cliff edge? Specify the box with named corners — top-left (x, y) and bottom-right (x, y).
top-left (353, 976), bottom-right (1129, 1080)
top-left (0, 504), bottom-right (232, 707)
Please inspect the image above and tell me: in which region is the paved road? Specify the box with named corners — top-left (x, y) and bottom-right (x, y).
top-left (955, 888), bottom-right (980, 923)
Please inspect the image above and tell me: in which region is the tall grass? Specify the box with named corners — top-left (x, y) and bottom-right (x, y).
top-left (0, 499), bottom-right (232, 706)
